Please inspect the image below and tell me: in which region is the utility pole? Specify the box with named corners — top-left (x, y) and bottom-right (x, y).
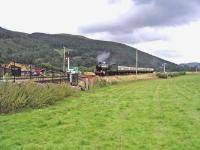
top-left (13, 60), bottom-right (16, 83)
top-left (136, 49), bottom-right (138, 75)
top-left (163, 63), bottom-right (167, 73)
top-left (63, 46), bottom-right (66, 72)
top-left (67, 51), bottom-right (70, 72)
top-left (29, 64), bottom-right (32, 79)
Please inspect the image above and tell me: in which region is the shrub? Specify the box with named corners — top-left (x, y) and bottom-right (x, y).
top-left (179, 72), bottom-right (186, 75)
top-left (0, 82), bottom-right (75, 113)
top-left (156, 72), bottom-right (186, 79)
top-left (156, 73), bottom-right (168, 79)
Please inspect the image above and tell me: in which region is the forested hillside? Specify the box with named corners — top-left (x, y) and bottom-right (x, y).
top-left (0, 27), bottom-right (181, 71)
top-left (180, 62), bottom-right (200, 71)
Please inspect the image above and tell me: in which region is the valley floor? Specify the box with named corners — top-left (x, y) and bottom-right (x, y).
top-left (0, 75), bottom-right (200, 150)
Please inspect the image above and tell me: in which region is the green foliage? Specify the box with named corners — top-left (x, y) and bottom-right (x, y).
top-left (3, 73), bottom-right (12, 81)
top-left (79, 66), bottom-right (95, 73)
top-left (178, 71), bottom-right (186, 75)
top-left (156, 72), bottom-right (186, 79)
top-left (0, 82), bottom-right (74, 113)
top-left (156, 72), bottom-right (168, 79)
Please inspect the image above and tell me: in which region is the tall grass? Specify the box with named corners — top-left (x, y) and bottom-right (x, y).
top-left (95, 77), bottom-right (118, 88)
top-left (0, 82), bottom-right (75, 113)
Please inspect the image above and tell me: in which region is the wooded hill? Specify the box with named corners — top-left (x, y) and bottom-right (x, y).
top-left (0, 27), bottom-right (182, 71)
top-left (180, 62), bottom-right (200, 72)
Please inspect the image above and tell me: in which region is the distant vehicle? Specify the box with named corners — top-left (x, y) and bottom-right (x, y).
top-left (95, 62), bottom-right (154, 76)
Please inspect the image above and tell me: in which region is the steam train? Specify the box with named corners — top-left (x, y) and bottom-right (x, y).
top-left (95, 62), bottom-right (154, 76)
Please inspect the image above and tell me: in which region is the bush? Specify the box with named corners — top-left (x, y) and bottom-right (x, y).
top-left (179, 72), bottom-right (186, 75)
top-left (0, 82), bottom-right (75, 113)
top-left (156, 73), bottom-right (168, 79)
top-left (156, 72), bottom-right (186, 79)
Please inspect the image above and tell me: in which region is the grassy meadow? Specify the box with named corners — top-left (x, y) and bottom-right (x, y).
top-left (0, 75), bottom-right (200, 149)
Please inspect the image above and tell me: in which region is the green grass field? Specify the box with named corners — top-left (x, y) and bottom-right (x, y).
top-left (1, 75), bottom-right (200, 150)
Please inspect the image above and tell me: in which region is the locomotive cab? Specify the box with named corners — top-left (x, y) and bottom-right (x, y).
top-left (95, 62), bottom-right (109, 76)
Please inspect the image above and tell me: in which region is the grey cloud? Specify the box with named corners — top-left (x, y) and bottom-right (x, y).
top-left (80, 0), bottom-right (200, 43)
top-left (83, 0), bottom-right (200, 33)
top-left (103, 28), bottom-right (168, 44)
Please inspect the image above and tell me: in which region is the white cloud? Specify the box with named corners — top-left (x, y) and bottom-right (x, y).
top-left (0, 0), bottom-right (131, 34)
top-left (132, 21), bottom-right (200, 63)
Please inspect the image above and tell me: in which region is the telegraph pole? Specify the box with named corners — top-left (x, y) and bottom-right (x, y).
top-left (13, 60), bottom-right (16, 83)
top-left (136, 49), bottom-right (138, 75)
top-left (63, 47), bottom-right (66, 72)
top-left (163, 63), bottom-right (166, 73)
top-left (29, 64), bottom-right (32, 79)
top-left (67, 51), bottom-right (70, 72)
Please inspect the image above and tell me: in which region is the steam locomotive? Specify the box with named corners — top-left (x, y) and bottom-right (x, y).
top-left (95, 62), bottom-right (154, 76)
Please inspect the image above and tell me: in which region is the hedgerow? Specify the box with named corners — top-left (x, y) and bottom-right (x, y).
top-left (156, 72), bottom-right (186, 79)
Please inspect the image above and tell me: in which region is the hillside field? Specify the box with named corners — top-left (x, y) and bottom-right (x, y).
top-left (0, 75), bottom-right (200, 149)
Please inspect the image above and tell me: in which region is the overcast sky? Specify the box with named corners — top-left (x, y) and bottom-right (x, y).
top-left (0, 0), bottom-right (200, 64)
